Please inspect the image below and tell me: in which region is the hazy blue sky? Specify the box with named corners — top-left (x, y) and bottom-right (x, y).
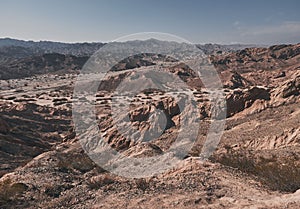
top-left (0, 0), bottom-right (300, 44)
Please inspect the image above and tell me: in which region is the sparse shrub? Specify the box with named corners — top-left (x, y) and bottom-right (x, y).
top-left (255, 160), bottom-right (300, 192)
top-left (135, 178), bottom-right (149, 191)
top-left (88, 174), bottom-right (116, 189)
top-left (0, 178), bottom-right (28, 204)
top-left (44, 183), bottom-right (73, 198)
top-left (56, 153), bottom-right (96, 173)
top-left (213, 150), bottom-right (300, 192)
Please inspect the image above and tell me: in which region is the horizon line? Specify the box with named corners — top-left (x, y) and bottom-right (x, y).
top-left (0, 36), bottom-right (271, 46)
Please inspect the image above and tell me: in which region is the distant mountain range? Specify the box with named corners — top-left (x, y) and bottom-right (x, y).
top-left (0, 38), bottom-right (261, 57)
top-left (196, 43), bottom-right (264, 55)
top-left (0, 38), bottom-right (105, 56)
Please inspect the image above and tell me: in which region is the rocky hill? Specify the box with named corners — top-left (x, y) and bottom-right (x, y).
top-left (0, 53), bottom-right (89, 80)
